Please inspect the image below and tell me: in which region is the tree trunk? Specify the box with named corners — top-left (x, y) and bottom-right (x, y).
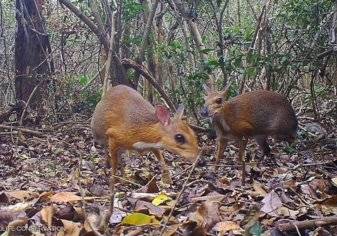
top-left (15, 0), bottom-right (53, 120)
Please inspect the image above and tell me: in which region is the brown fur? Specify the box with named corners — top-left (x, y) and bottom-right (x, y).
top-left (203, 88), bottom-right (298, 183)
top-left (91, 85), bottom-right (199, 183)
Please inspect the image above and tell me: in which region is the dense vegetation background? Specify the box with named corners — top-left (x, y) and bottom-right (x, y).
top-left (0, 0), bottom-right (336, 235)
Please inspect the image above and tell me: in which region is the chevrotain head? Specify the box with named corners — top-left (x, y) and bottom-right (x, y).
top-left (200, 84), bottom-right (230, 117)
top-left (155, 105), bottom-right (199, 162)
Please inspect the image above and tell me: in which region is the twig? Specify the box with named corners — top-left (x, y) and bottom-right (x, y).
top-left (19, 80), bottom-right (43, 126)
top-left (276, 216), bottom-right (337, 232)
top-left (159, 147), bottom-right (204, 235)
top-left (111, 174), bottom-right (142, 187)
top-left (0, 125), bottom-right (44, 137)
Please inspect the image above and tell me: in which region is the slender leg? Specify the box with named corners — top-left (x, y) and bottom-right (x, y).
top-left (254, 135), bottom-right (271, 156)
top-left (152, 149), bottom-right (172, 184)
top-left (214, 138), bottom-right (228, 170)
top-left (107, 137), bottom-right (119, 177)
top-left (238, 137), bottom-right (248, 185)
top-left (102, 137), bottom-right (119, 231)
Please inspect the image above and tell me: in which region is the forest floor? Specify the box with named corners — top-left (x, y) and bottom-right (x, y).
top-left (0, 109), bottom-right (336, 236)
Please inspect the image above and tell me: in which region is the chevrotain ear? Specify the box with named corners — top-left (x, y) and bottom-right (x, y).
top-left (174, 104), bottom-right (185, 120)
top-left (155, 105), bottom-right (171, 126)
top-left (203, 84), bottom-right (212, 95)
top-left (221, 82), bottom-right (231, 100)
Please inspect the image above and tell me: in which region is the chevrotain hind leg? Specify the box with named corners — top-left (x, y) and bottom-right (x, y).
top-left (254, 135), bottom-right (271, 156)
top-left (238, 138), bottom-right (248, 185)
top-left (107, 137), bottom-right (120, 180)
top-left (214, 138), bottom-right (228, 170)
top-left (152, 149), bottom-right (172, 184)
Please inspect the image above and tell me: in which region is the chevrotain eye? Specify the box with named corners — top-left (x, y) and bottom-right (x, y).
top-left (215, 98), bottom-right (222, 104)
top-left (174, 134), bottom-right (186, 145)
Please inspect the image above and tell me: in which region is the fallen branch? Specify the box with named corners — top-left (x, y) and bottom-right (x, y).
top-left (121, 58), bottom-right (176, 111)
top-left (276, 216), bottom-right (337, 232)
top-left (0, 125), bottom-right (44, 137)
top-left (159, 147), bottom-right (204, 235)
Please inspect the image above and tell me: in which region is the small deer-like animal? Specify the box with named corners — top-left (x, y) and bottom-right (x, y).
top-left (201, 85), bottom-right (298, 183)
top-left (91, 85), bottom-right (199, 183)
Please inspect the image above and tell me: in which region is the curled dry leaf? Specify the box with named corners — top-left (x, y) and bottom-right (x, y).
top-left (189, 201), bottom-right (221, 231)
top-left (50, 192), bottom-right (82, 203)
top-left (1, 191), bottom-right (39, 202)
top-left (191, 191), bottom-right (226, 203)
top-left (40, 205), bottom-right (55, 228)
top-left (135, 200), bottom-right (165, 218)
top-left (57, 219), bottom-right (82, 236)
top-left (261, 191), bottom-right (282, 217)
top-left (137, 176), bottom-right (160, 193)
top-left (252, 181), bottom-right (267, 197)
top-left (212, 221), bottom-right (243, 235)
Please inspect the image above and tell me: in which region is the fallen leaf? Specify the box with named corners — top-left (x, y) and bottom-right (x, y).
top-left (180, 221), bottom-right (206, 236)
top-left (191, 191), bottom-right (226, 203)
top-left (109, 208), bottom-right (127, 224)
top-left (213, 221), bottom-right (243, 235)
top-left (137, 176), bottom-right (160, 193)
top-left (3, 191), bottom-right (39, 202)
top-left (252, 181), bottom-right (267, 197)
top-left (189, 201), bottom-right (221, 230)
top-left (121, 212), bottom-right (160, 226)
top-left (152, 193), bottom-right (172, 206)
top-left (276, 207), bottom-right (299, 219)
top-left (332, 177), bottom-right (337, 187)
top-left (50, 192), bottom-right (81, 203)
top-left (248, 222), bottom-right (263, 236)
top-left (40, 205), bottom-right (55, 228)
top-left (261, 191), bottom-right (282, 217)
top-left (135, 200), bottom-right (165, 218)
top-left (57, 219), bottom-right (82, 236)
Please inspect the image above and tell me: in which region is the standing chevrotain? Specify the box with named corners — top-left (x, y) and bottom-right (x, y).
top-left (91, 85), bottom-right (199, 184)
top-left (201, 86), bottom-right (298, 183)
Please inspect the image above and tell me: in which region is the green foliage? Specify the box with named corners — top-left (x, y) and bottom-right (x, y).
top-left (278, 0), bottom-right (334, 29)
top-left (123, 0), bottom-right (144, 21)
top-left (157, 41), bottom-right (184, 59)
top-left (64, 75), bottom-right (101, 113)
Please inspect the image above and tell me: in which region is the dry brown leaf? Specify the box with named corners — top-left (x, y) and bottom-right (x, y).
top-left (276, 206), bottom-right (299, 219)
top-left (57, 219), bottom-right (82, 236)
top-left (191, 191), bottom-right (226, 203)
top-left (252, 181), bottom-right (267, 197)
top-left (137, 176), bottom-right (160, 193)
top-left (50, 192), bottom-right (82, 203)
top-left (135, 200), bottom-right (165, 218)
top-left (212, 221), bottom-right (243, 235)
top-left (41, 205), bottom-right (55, 228)
top-left (261, 191), bottom-right (282, 217)
top-left (189, 201), bottom-right (221, 230)
top-left (5, 191), bottom-right (39, 202)
top-left (317, 195), bottom-right (337, 206)
top-left (163, 224), bottom-right (180, 236)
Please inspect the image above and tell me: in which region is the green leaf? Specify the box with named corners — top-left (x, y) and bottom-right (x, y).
top-left (200, 48), bottom-right (214, 54)
top-left (249, 222), bottom-right (263, 236)
top-left (121, 212), bottom-right (160, 226)
top-left (78, 75), bottom-right (89, 86)
top-left (152, 193), bottom-right (172, 206)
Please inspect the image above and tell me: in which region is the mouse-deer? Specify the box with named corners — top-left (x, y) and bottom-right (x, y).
top-left (91, 85), bottom-right (199, 184)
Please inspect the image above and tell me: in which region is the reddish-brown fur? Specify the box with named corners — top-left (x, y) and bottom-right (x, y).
top-left (202, 87), bottom-right (298, 182)
top-left (91, 85), bottom-right (199, 183)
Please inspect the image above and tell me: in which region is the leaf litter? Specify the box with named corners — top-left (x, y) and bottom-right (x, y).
top-left (0, 113), bottom-right (336, 235)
